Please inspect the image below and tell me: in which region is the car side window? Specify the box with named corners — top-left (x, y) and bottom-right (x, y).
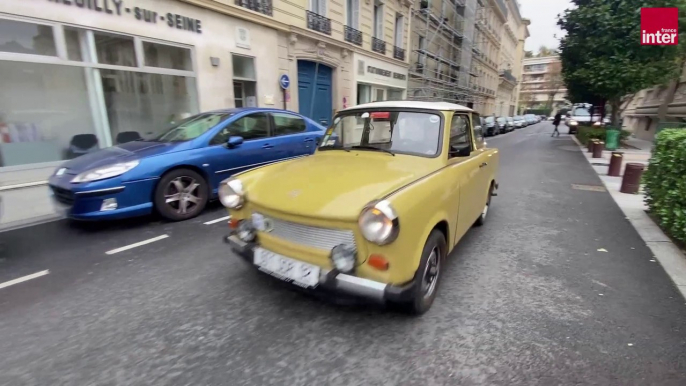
top-left (449, 114), bottom-right (471, 150)
top-left (210, 113), bottom-right (270, 145)
top-left (272, 113), bottom-right (306, 136)
top-left (471, 113), bottom-right (484, 149)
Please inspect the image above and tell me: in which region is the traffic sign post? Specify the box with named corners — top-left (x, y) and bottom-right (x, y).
top-left (279, 74), bottom-right (290, 110)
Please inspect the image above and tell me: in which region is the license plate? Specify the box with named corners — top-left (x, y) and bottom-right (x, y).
top-left (254, 248), bottom-right (320, 288)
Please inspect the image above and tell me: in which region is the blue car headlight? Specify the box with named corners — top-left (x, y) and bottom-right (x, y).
top-left (71, 160), bottom-right (139, 183)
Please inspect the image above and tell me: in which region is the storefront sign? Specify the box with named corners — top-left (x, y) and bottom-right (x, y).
top-left (366, 65), bottom-right (407, 81)
top-left (47, 0), bottom-right (202, 33)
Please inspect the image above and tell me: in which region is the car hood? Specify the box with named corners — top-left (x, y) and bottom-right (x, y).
top-left (60, 141), bottom-right (184, 173)
top-left (242, 151), bottom-right (439, 221)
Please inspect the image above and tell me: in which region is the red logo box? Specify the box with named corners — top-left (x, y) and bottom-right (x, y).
top-left (641, 8), bottom-right (679, 45)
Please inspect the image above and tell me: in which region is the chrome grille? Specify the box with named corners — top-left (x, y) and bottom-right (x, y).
top-left (256, 212), bottom-right (356, 251)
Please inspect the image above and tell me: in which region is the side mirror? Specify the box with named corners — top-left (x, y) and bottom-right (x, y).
top-left (450, 144), bottom-right (472, 157)
top-left (226, 136), bottom-right (244, 149)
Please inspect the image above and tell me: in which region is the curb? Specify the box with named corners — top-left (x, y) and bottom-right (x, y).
top-left (570, 134), bottom-right (686, 300)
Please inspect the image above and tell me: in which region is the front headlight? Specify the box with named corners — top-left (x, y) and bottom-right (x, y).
top-left (359, 200), bottom-right (399, 245)
top-left (569, 120), bottom-right (578, 126)
top-left (219, 178), bottom-right (245, 209)
top-left (71, 160), bottom-right (139, 183)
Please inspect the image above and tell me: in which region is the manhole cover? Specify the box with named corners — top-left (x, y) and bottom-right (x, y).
top-left (571, 184), bottom-right (606, 192)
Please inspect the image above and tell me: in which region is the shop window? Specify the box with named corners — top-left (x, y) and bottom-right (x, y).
top-left (64, 27), bottom-right (87, 62)
top-left (232, 55), bottom-right (257, 108)
top-left (94, 31), bottom-right (136, 67)
top-left (143, 41), bottom-right (192, 71)
top-left (0, 19), bottom-right (56, 56)
top-left (0, 61), bottom-right (98, 166)
top-left (100, 69), bottom-right (199, 141)
top-left (272, 113), bottom-right (306, 136)
top-left (357, 84), bottom-right (371, 104)
top-left (375, 89), bottom-right (385, 102)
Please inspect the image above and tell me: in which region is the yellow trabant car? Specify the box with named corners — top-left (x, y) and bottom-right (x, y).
top-left (221, 101), bottom-right (499, 314)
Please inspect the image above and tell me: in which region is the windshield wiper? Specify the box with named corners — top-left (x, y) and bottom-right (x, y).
top-left (349, 145), bottom-right (395, 156)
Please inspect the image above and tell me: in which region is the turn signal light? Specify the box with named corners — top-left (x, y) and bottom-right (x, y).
top-left (368, 254), bottom-right (389, 271)
top-left (229, 218), bottom-right (240, 229)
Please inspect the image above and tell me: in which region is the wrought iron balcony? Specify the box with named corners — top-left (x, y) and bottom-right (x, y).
top-left (372, 37), bottom-right (386, 55)
top-left (499, 69), bottom-right (517, 84)
top-left (393, 46), bottom-right (405, 61)
top-left (235, 0), bottom-right (273, 16)
top-left (306, 11), bottom-right (331, 35)
top-left (344, 26), bottom-right (362, 46)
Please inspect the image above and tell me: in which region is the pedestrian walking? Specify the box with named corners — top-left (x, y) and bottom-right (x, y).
top-left (552, 112), bottom-right (562, 137)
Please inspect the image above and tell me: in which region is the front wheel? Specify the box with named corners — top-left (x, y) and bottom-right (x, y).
top-left (400, 230), bottom-right (447, 315)
top-left (154, 169), bottom-right (208, 221)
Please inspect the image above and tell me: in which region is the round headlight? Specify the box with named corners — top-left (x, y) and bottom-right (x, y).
top-left (219, 179), bottom-right (244, 209)
top-left (330, 244), bottom-right (357, 273)
top-left (358, 200), bottom-right (399, 245)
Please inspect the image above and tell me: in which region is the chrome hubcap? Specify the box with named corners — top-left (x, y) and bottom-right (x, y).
top-left (422, 247), bottom-right (440, 298)
top-left (165, 177), bottom-right (201, 215)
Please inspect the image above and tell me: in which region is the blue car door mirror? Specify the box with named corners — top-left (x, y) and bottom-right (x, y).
top-left (226, 136), bottom-right (244, 149)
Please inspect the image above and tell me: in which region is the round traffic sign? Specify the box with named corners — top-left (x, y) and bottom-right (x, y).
top-left (279, 74), bottom-right (290, 90)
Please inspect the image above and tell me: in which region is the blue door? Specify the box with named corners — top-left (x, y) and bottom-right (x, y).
top-left (297, 61), bottom-right (333, 127)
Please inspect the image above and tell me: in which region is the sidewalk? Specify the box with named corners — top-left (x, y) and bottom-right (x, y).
top-left (571, 135), bottom-right (686, 300)
top-left (0, 184), bottom-right (62, 232)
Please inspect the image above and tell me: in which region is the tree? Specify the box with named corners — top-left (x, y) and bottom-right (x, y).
top-left (524, 50), bottom-right (534, 58)
top-left (558, 0), bottom-right (686, 126)
top-left (537, 46), bottom-right (558, 57)
top-left (543, 61), bottom-right (564, 111)
top-left (519, 92), bottom-right (534, 114)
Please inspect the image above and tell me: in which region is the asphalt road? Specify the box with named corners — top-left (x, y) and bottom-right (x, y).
top-left (2, 122), bottom-right (686, 386)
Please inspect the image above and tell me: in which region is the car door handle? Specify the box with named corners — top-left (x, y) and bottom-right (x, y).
top-left (304, 138), bottom-right (315, 142)
top-left (479, 162), bottom-right (488, 168)
top-left (262, 144), bottom-right (274, 149)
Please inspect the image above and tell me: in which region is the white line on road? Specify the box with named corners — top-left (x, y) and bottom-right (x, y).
top-left (106, 235), bottom-right (169, 255)
top-left (0, 270), bottom-right (50, 290)
top-left (204, 215), bottom-right (231, 225)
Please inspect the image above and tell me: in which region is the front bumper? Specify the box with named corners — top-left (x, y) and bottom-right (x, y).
top-left (48, 177), bottom-right (157, 220)
top-left (224, 234), bottom-right (415, 303)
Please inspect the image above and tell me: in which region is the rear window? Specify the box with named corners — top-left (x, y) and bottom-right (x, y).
top-left (485, 117), bottom-right (495, 123)
top-left (573, 108), bottom-right (590, 116)
top-left (497, 117), bottom-right (506, 123)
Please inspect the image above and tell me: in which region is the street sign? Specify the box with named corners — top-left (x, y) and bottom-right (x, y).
top-left (279, 74), bottom-right (290, 90)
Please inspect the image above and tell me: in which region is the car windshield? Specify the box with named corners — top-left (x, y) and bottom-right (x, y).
top-left (153, 112), bottom-right (233, 143)
top-left (506, 117), bottom-right (514, 122)
top-left (497, 117), bottom-right (506, 123)
top-left (573, 108), bottom-right (590, 117)
top-left (485, 116), bottom-right (495, 123)
top-left (319, 110), bottom-right (442, 157)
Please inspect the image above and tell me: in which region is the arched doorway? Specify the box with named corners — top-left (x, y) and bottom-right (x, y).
top-left (297, 60), bottom-right (333, 127)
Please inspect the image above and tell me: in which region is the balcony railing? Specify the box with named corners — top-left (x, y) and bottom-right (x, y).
top-left (372, 37), bottom-right (386, 55)
top-left (393, 46), bottom-right (405, 61)
top-left (235, 0), bottom-right (273, 15)
top-left (499, 69), bottom-right (517, 84)
top-left (306, 11), bottom-right (331, 35)
top-left (344, 26), bottom-right (362, 46)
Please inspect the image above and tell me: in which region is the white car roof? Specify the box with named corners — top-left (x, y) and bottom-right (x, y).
top-left (342, 101), bottom-right (474, 113)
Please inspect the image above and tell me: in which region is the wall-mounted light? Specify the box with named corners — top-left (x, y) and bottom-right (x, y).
top-left (210, 57), bottom-right (220, 67)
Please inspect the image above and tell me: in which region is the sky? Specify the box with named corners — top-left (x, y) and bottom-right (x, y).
top-left (517, 0), bottom-right (574, 53)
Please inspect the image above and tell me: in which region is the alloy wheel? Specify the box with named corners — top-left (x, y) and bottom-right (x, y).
top-left (164, 176), bottom-right (201, 215)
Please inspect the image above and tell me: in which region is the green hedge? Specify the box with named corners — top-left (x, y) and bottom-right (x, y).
top-left (643, 129), bottom-right (686, 243)
top-left (576, 127), bottom-right (630, 145)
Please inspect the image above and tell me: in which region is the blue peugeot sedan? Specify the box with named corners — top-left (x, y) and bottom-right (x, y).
top-left (48, 108), bottom-right (326, 221)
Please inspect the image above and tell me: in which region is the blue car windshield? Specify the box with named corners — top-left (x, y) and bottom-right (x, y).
top-left (154, 113), bottom-right (233, 143)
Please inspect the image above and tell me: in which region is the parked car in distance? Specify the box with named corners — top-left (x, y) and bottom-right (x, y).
top-left (496, 117), bottom-right (508, 133)
top-left (49, 108), bottom-right (327, 222)
top-left (505, 117), bottom-right (515, 131)
top-left (484, 116), bottom-right (498, 136)
top-left (513, 116), bottom-right (526, 128)
top-left (524, 114), bottom-right (536, 125)
top-left (221, 101), bottom-right (500, 314)
top-left (565, 105), bottom-right (602, 134)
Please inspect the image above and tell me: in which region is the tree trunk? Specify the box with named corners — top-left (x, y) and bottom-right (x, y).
top-left (610, 98), bottom-right (620, 127)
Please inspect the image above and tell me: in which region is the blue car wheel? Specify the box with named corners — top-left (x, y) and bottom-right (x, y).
top-left (154, 168), bottom-right (209, 221)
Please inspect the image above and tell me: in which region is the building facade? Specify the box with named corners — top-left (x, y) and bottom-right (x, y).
top-left (494, 0), bottom-right (527, 117)
top-left (0, 0), bottom-right (411, 188)
top-left (470, 0), bottom-right (508, 116)
top-left (519, 55), bottom-right (568, 114)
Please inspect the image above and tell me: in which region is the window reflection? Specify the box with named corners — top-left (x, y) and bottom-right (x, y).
top-left (94, 31), bottom-right (136, 67)
top-left (143, 41), bottom-right (192, 71)
top-left (0, 19), bottom-right (56, 56)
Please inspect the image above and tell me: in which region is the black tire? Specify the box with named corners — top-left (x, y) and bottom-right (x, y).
top-left (401, 230), bottom-right (447, 315)
top-left (474, 184), bottom-right (493, 227)
top-left (154, 168), bottom-right (209, 221)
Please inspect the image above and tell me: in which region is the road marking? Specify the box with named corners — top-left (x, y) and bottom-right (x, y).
top-left (106, 235), bottom-right (169, 255)
top-left (0, 270), bottom-right (50, 290)
top-left (204, 215), bottom-right (231, 225)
